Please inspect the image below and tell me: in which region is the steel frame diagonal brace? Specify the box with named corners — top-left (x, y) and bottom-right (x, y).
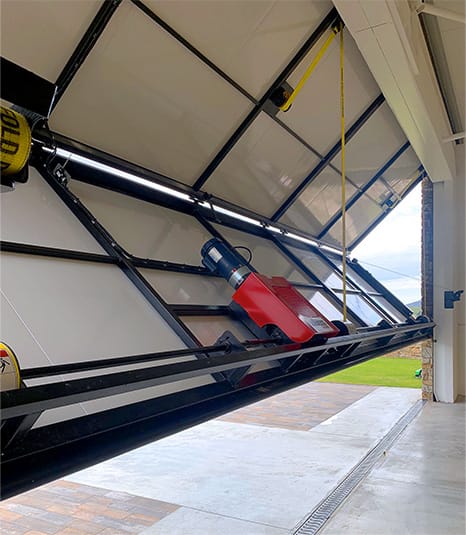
top-left (272, 94), bottom-right (386, 221)
top-left (317, 141), bottom-right (411, 239)
top-left (35, 162), bottom-right (227, 382)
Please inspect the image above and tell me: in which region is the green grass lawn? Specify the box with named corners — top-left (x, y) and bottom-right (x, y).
top-left (317, 357), bottom-right (422, 388)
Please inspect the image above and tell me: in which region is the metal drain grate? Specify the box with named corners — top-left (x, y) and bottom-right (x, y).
top-left (293, 400), bottom-right (425, 535)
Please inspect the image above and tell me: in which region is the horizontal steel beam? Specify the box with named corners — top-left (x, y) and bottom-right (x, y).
top-left (1, 322), bottom-right (433, 420)
top-left (1, 325), bottom-right (432, 499)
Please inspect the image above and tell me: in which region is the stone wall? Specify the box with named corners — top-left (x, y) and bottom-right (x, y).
top-left (384, 342), bottom-right (422, 359)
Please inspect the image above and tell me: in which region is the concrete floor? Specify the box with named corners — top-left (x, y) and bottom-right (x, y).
top-left (1, 383), bottom-right (464, 534)
top-left (64, 386), bottom-right (423, 533)
top-left (321, 398), bottom-right (466, 535)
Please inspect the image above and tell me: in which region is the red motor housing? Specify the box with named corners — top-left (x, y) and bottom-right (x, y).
top-left (233, 273), bottom-right (339, 343)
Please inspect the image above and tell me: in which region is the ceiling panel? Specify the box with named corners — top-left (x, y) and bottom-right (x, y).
top-left (277, 29), bottom-right (380, 155)
top-left (329, 103), bottom-right (408, 188)
top-left (69, 180), bottom-right (212, 264)
top-left (141, 271), bottom-right (233, 306)
top-left (0, 168), bottom-right (104, 254)
top-left (299, 289), bottom-right (343, 321)
top-left (0, 0), bottom-right (101, 81)
top-left (50, 0), bottom-right (252, 185)
top-left (378, 146), bottom-right (420, 195)
top-left (325, 194), bottom-right (383, 246)
top-left (146, 0), bottom-right (333, 98)
top-left (287, 245), bottom-right (356, 290)
top-left (206, 112), bottom-right (319, 216)
top-left (280, 167), bottom-right (358, 236)
top-left (212, 224), bottom-right (308, 284)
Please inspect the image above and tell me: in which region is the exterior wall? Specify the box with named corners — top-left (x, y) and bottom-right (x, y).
top-left (454, 144), bottom-right (465, 396)
top-left (433, 143), bottom-right (465, 402)
top-left (421, 177), bottom-right (434, 400)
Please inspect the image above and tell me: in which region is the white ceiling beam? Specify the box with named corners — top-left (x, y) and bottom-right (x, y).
top-left (415, 3), bottom-right (466, 25)
top-left (443, 132), bottom-right (465, 142)
top-left (333, 0), bottom-right (456, 182)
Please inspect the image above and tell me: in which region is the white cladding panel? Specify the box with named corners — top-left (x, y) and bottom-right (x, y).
top-left (70, 180), bottom-right (211, 263)
top-left (212, 224), bottom-right (308, 284)
top-left (329, 103), bottom-right (407, 187)
top-left (280, 168), bottom-right (357, 235)
top-left (1, 253), bottom-right (215, 427)
top-left (50, 1), bottom-right (252, 185)
top-left (185, 316), bottom-right (253, 346)
top-left (278, 29), bottom-right (380, 155)
top-left (147, 0), bottom-right (333, 98)
top-left (206, 112), bottom-right (319, 217)
top-left (0, 254), bottom-right (186, 364)
top-left (141, 271), bottom-right (232, 306)
top-left (0, 169), bottom-right (104, 253)
top-left (0, 0), bottom-right (101, 81)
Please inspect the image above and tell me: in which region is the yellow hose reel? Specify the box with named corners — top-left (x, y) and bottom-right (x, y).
top-left (1, 106), bottom-right (31, 191)
top-left (0, 342), bottom-right (22, 392)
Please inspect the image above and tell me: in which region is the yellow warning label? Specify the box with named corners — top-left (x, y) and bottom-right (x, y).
top-left (0, 341), bottom-right (21, 391)
top-left (1, 106), bottom-right (31, 175)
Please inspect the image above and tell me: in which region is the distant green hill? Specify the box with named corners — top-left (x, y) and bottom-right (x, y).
top-left (407, 299), bottom-right (421, 316)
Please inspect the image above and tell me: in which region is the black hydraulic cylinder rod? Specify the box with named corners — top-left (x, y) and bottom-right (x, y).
top-left (21, 343), bottom-right (230, 380)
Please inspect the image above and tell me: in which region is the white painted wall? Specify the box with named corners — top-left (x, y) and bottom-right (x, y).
top-left (433, 143), bottom-right (465, 401)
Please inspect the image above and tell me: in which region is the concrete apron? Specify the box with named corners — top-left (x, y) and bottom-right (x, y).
top-left (66, 386), bottom-right (420, 534)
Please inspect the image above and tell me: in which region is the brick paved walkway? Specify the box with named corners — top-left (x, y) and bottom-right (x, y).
top-left (218, 381), bottom-right (376, 430)
top-left (1, 383), bottom-right (375, 534)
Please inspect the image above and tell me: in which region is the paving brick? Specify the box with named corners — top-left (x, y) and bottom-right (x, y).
top-left (36, 512), bottom-right (71, 526)
top-left (104, 491), bottom-right (133, 501)
top-left (0, 521), bottom-right (30, 535)
top-left (0, 508), bottom-right (23, 521)
top-left (91, 516), bottom-right (134, 532)
top-left (63, 518), bottom-right (106, 534)
top-left (98, 529), bottom-right (131, 535)
top-left (100, 507), bottom-right (130, 520)
top-left (15, 516), bottom-right (63, 535)
top-left (5, 504), bottom-right (44, 517)
top-left (126, 513), bottom-right (160, 526)
top-left (218, 382), bottom-right (376, 431)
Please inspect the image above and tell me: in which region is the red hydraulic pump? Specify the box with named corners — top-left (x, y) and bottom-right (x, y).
top-left (201, 238), bottom-right (339, 344)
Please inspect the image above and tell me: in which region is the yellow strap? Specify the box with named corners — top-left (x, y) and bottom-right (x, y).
top-left (340, 22), bottom-right (348, 322)
top-left (280, 26), bottom-right (340, 112)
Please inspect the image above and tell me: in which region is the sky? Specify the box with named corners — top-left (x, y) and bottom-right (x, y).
top-left (352, 184), bottom-right (422, 305)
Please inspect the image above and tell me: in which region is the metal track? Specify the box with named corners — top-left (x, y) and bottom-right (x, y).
top-left (293, 399), bottom-right (425, 535)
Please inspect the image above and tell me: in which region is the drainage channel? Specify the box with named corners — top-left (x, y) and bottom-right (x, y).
top-left (293, 399), bottom-right (425, 535)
